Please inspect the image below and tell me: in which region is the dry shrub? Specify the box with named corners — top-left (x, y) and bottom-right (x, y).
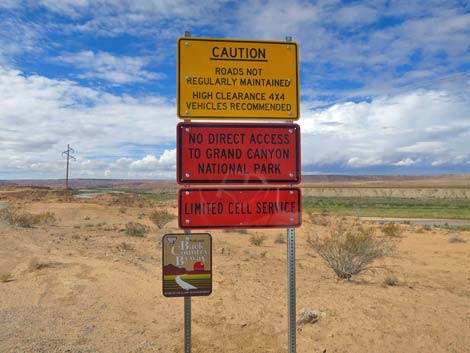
top-left (0, 207), bottom-right (56, 227)
top-left (383, 274), bottom-right (399, 286)
top-left (274, 233), bottom-right (286, 244)
top-left (381, 223), bottom-right (402, 237)
top-left (307, 220), bottom-right (396, 280)
top-left (149, 209), bottom-right (175, 229)
top-left (117, 242), bottom-right (134, 251)
top-left (28, 258), bottom-right (58, 271)
top-left (448, 235), bottom-right (466, 243)
top-left (308, 212), bottom-right (331, 227)
top-left (249, 235), bottom-right (266, 246)
top-left (125, 222), bottom-right (147, 237)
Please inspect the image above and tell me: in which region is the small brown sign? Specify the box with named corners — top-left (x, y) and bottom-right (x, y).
top-left (162, 233), bottom-right (212, 297)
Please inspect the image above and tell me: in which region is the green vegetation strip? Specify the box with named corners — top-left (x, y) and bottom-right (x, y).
top-left (134, 192), bottom-right (176, 202)
top-left (303, 196), bottom-right (470, 219)
top-left (71, 189), bottom-right (470, 219)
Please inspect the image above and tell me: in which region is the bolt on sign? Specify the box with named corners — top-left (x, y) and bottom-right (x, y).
top-left (177, 38), bottom-right (299, 120)
top-left (162, 233), bottom-right (212, 297)
top-left (179, 188), bottom-right (301, 229)
top-left (177, 122), bottom-right (301, 184)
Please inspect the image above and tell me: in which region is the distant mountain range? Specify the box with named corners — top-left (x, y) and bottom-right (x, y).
top-left (1, 174), bottom-right (469, 189)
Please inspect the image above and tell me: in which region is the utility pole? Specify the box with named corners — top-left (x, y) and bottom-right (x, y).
top-left (62, 144), bottom-right (76, 190)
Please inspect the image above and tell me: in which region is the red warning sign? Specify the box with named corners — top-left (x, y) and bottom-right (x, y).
top-left (177, 122), bottom-right (301, 184)
top-left (178, 188), bottom-right (301, 229)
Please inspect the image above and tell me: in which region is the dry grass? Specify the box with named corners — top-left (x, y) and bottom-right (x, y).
top-left (308, 212), bottom-right (331, 227)
top-left (307, 220), bottom-right (396, 280)
top-left (249, 235), bottom-right (267, 246)
top-left (0, 207), bottom-right (56, 227)
top-left (448, 235), bottom-right (466, 243)
top-left (117, 242), bottom-right (135, 251)
top-left (383, 274), bottom-right (399, 286)
top-left (0, 273), bottom-right (15, 283)
top-left (28, 258), bottom-right (58, 271)
top-left (381, 223), bottom-right (402, 237)
top-left (125, 222), bottom-right (147, 237)
top-left (274, 233), bottom-right (286, 244)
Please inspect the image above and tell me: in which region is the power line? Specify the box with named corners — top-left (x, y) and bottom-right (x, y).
top-left (62, 144), bottom-right (76, 190)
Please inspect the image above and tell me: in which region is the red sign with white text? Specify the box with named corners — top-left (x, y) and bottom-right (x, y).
top-left (177, 122), bottom-right (300, 184)
top-left (178, 188), bottom-right (301, 229)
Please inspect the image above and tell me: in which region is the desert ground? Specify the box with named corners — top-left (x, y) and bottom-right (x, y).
top-left (1, 181), bottom-right (470, 353)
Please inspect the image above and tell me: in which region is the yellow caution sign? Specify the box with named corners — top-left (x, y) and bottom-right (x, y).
top-left (177, 38), bottom-right (299, 120)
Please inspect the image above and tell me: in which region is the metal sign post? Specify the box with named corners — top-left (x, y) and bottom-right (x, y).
top-left (287, 227), bottom-right (296, 353)
top-left (285, 35), bottom-right (297, 353)
top-left (184, 229), bottom-right (191, 353)
top-left (183, 32), bottom-right (192, 351)
top-left (184, 296), bottom-right (191, 353)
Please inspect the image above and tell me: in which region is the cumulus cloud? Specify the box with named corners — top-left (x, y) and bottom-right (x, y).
top-left (0, 66), bottom-right (177, 179)
top-left (55, 51), bottom-right (164, 84)
top-left (300, 89), bottom-right (470, 172)
top-left (0, 1), bottom-right (469, 178)
top-left (393, 158), bottom-right (417, 167)
top-left (397, 142), bottom-right (445, 154)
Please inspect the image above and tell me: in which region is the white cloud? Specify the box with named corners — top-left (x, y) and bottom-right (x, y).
top-left (300, 89), bottom-right (470, 171)
top-left (0, 66), bottom-right (177, 179)
top-left (397, 141), bottom-right (445, 154)
top-left (35, 0), bottom-right (231, 38)
top-left (393, 158), bottom-right (417, 167)
top-left (0, 0), bottom-right (20, 9)
top-left (105, 152), bottom-right (176, 178)
top-left (334, 5), bottom-right (378, 27)
top-left (55, 51), bottom-right (164, 84)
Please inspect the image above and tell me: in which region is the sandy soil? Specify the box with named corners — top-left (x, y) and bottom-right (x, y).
top-left (1, 189), bottom-right (469, 353)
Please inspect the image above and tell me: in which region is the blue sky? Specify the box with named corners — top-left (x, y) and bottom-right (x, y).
top-left (0, 0), bottom-right (469, 179)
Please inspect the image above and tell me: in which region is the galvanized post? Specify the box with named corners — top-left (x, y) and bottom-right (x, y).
top-left (287, 227), bottom-right (296, 353)
top-left (184, 229), bottom-right (191, 353)
top-left (184, 296), bottom-right (191, 353)
top-left (183, 30), bottom-right (192, 353)
top-left (284, 35), bottom-right (296, 353)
